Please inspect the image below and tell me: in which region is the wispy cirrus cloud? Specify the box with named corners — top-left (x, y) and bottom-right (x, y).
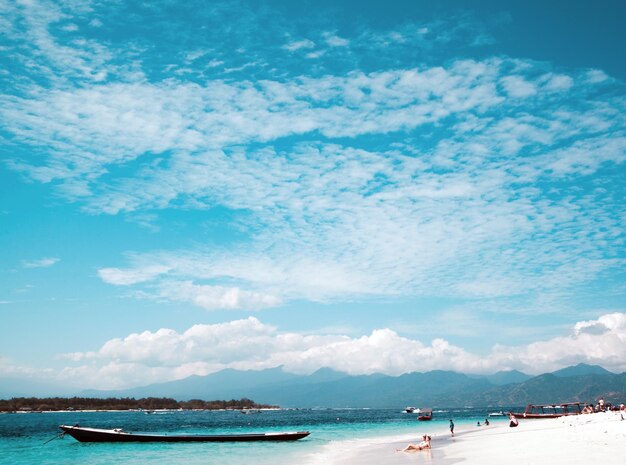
top-left (98, 265), bottom-right (171, 285)
top-left (22, 257), bottom-right (60, 268)
top-left (0, 0), bottom-right (134, 86)
top-left (3, 57), bottom-right (624, 311)
top-left (1, 1), bottom-right (624, 317)
top-left (152, 280), bottom-right (282, 311)
top-left (2, 59), bottom-right (506, 187)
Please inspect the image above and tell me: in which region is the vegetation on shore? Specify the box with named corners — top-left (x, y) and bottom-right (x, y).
top-left (0, 397), bottom-right (278, 412)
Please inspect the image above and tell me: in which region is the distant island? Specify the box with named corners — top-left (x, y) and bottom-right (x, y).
top-left (0, 397), bottom-right (278, 412)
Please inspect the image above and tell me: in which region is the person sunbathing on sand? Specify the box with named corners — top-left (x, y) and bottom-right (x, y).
top-left (397, 434), bottom-right (431, 452)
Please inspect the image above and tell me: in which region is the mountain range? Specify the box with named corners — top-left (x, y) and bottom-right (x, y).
top-left (2, 364), bottom-right (624, 407)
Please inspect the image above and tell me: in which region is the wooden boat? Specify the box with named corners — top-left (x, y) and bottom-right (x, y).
top-left (59, 425), bottom-right (310, 442)
top-left (509, 402), bottom-right (585, 419)
top-left (417, 408), bottom-right (432, 421)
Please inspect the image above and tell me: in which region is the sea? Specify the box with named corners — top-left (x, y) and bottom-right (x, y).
top-left (0, 407), bottom-right (514, 465)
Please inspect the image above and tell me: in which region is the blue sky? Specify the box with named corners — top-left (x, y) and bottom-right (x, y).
top-left (1, 0), bottom-right (625, 390)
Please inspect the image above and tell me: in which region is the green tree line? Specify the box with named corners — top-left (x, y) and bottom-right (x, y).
top-left (0, 397), bottom-right (277, 412)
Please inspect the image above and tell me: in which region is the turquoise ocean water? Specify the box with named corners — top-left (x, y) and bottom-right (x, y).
top-left (0, 408), bottom-right (512, 465)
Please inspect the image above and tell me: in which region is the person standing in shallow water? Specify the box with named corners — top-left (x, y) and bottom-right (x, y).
top-left (449, 419), bottom-right (454, 436)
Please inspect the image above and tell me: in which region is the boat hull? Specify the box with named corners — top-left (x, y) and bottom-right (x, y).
top-left (509, 412), bottom-right (577, 419)
top-left (59, 425), bottom-right (310, 443)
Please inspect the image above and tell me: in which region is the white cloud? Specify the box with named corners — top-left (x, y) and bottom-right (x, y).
top-left (282, 39), bottom-right (315, 52)
top-left (543, 73), bottom-right (574, 91)
top-left (22, 257), bottom-right (60, 268)
top-left (54, 313), bottom-right (626, 389)
top-left (574, 313), bottom-right (625, 336)
top-left (585, 69), bottom-right (609, 84)
top-left (156, 280), bottom-right (282, 311)
top-left (98, 265), bottom-right (171, 285)
top-left (323, 33), bottom-right (349, 47)
top-left (513, 312), bottom-right (626, 372)
top-left (305, 50), bottom-right (325, 59)
top-left (500, 75), bottom-right (537, 98)
top-left (61, 23), bottom-right (78, 32)
top-left (184, 50), bottom-right (208, 62)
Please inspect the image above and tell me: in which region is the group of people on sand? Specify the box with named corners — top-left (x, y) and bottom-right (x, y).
top-left (582, 397), bottom-right (626, 414)
top-left (398, 399), bottom-right (626, 454)
top-left (399, 414), bottom-right (520, 453)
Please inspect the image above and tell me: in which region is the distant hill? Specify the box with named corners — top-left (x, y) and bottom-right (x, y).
top-left (487, 370), bottom-right (533, 385)
top-left (471, 370), bottom-right (533, 386)
top-left (463, 372), bottom-right (626, 406)
top-left (551, 363), bottom-right (614, 377)
top-left (82, 369), bottom-right (495, 408)
top-left (82, 367), bottom-right (300, 400)
top-left (75, 366), bottom-right (626, 408)
top-left (3, 365), bottom-right (625, 408)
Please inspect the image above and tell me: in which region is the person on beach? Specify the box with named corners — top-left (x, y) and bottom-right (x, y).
top-left (397, 434), bottom-right (431, 452)
top-left (484, 418), bottom-right (490, 426)
top-left (449, 419), bottom-right (454, 436)
top-left (477, 421), bottom-right (481, 426)
top-left (509, 413), bottom-right (519, 427)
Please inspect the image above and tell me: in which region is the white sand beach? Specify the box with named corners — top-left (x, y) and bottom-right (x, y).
top-left (317, 411), bottom-right (626, 465)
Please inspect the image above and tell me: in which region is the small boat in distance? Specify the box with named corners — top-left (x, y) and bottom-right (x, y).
top-left (509, 402), bottom-right (585, 419)
top-left (488, 411), bottom-right (504, 417)
top-left (241, 409), bottom-right (261, 414)
top-left (58, 425), bottom-right (310, 442)
top-left (404, 406), bottom-right (418, 413)
top-left (417, 408), bottom-right (433, 421)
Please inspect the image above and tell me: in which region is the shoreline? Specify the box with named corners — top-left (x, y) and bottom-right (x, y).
top-left (314, 411), bottom-right (626, 465)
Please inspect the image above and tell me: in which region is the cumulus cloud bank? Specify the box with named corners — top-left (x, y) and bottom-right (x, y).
top-left (55, 313), bottom-right (626, 389)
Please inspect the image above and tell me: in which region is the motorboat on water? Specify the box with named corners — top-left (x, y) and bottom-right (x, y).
top-left (241, 409), bottom-right (261, 414)
top-left (417, 408), bottom-right (433, 421)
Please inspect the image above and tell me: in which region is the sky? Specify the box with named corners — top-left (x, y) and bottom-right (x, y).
top-left (0, 0), bottom-right (625, 391)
